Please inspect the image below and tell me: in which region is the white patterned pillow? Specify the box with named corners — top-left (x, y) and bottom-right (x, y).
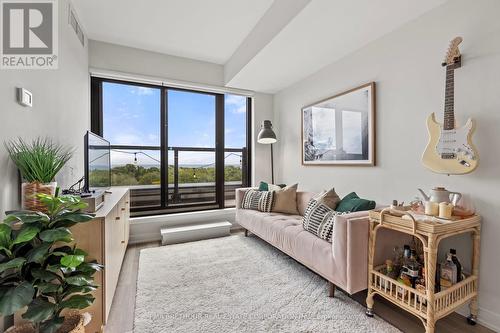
top-left (241, 189), bottom-right (275, 212)
top-left (302, 199), bottom-right (348, 242)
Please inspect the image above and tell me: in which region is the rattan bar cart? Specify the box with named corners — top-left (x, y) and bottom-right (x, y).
top-left (365, 208), bottom-right (481, 333)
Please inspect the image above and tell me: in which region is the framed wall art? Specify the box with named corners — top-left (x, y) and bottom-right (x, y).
top-left (302, 82), bottom-right (376, 165)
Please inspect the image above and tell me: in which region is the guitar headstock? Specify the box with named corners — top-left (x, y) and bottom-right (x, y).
top-left (442, 37), bottom-right (463, 68)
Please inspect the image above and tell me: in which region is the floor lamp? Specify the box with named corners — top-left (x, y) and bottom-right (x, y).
top-left (257, 120), bottom-right (277, 184)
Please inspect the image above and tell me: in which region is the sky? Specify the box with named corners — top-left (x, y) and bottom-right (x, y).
top-left (102, 82), bottom-right (247, 166)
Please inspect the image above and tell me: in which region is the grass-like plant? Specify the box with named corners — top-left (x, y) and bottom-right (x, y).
top-left (0, 194), bottom-right (101, 333)
top-left (5, 138), bottom-right (73, 183)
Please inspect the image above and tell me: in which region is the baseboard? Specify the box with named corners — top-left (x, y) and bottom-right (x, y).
top-left (129, 208), bottom-right (237, 245)
top-left (457, 305), bottom-right (500, 332)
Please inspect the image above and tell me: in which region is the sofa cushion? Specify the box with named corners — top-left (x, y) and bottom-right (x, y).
top-left (315, 188), bottom-right (341, 210)
top-left (241, 189), bottom-right (275, 212)
top-left (272, 184), bottom-right (299, 215)
top-left (236, 208), bottom-right (335, 281)
top-left (302, 199), bottom-right (347, 242)
top-left (336, 192), bottom-right (376, 212)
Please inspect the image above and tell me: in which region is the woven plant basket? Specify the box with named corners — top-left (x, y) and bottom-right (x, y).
top-left (5, 311), bottom-right (85, 333)
top-left (21, 181), bottom-right (57, 212)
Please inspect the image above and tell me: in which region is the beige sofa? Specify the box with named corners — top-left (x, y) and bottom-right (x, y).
top-left (236, 188), bottom-right (383, 296)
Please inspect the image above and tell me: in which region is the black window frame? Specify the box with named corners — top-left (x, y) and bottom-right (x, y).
top-left (90, 77), bottom-right (252, 216)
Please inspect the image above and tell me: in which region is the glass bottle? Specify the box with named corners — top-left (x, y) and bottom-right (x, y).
top-left (450, 248), bottom-right (462, 282)
top-left (440, 253), bottom-right (457, 289)
top-left (406, 250), bottom-right (421, 288)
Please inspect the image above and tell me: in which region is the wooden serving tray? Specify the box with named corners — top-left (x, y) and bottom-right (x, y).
top-left (369, 209), bottom-right (481, 235)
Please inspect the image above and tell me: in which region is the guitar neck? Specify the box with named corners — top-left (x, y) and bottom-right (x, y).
top-left (444, 66), bottom-right (455, 130)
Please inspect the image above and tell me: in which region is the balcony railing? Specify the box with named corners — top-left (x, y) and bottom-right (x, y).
top-left (109, 145), bottom-right (248, 215)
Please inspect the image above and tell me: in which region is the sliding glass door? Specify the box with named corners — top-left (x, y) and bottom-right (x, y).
top-left (91, 77), bottom-right (251, 216)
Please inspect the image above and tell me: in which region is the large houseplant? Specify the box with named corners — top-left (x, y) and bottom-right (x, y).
top-left (5, 138), bottom-right (73, 212)
top-left (0, 194), bottom-right (102, 333)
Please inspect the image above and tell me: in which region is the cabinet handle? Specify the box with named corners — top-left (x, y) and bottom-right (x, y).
top-left (115, 216), bottom-right (120, 220)
top-left (121, 240), bottom-right (125, 244)
top-left (121, 208), bottom-right (125, 211)
top-left (125, 201), bottom-right (129, 204)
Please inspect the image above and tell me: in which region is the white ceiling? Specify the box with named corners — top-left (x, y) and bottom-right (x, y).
top-left (226, 0), bottom-right (447, 92)
top-left (73, 0), bottom-right (447, 93)
top-left (72, 0), bottom-right (274, 64)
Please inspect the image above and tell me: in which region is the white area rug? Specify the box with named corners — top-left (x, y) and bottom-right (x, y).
top-left (134, 235), bottom-right (400, 333)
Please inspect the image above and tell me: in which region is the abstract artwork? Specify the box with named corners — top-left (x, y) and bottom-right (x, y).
top-left (302, 83), bottom-right (375, 165)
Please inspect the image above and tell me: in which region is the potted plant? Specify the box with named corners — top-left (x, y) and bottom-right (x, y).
top-left (5, 138), bottom-right (73, 212)
top-left (0, 194), bottom-right (102, 333)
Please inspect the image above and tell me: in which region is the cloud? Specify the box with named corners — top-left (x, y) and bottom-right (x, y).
top-left (225, 94), bottom-right (247, 114)
top-left (131, 87), bottom-right (155, 96)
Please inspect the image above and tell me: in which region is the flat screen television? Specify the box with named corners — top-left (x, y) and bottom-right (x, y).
top-left (84, 131), bottom-right (111, 192)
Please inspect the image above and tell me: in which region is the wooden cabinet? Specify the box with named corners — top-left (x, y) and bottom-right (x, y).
top-left (71, 188), bottom-right (130, 333)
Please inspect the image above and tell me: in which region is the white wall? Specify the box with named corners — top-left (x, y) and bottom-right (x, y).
top-left (0, 0), bottom-right (89, 216)
top-left (252, 92), bottom-right (274, 184)
top-left (0, 0), bottom-right (89, 329)
top-left (273, 0), bottom-right (500, 330)
top-left (89, 40), bottom-right (225, 86)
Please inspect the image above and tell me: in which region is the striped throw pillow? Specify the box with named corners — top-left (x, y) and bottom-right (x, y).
top-left (302, 199), bottom-right (348, 242)
top-left (241, 189), bottom-right (275, 212)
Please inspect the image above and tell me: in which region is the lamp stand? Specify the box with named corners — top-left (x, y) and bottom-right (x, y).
top-left (270, 144), bottom-right (274, 184)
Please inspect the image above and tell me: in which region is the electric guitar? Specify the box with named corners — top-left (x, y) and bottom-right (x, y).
top-left (422, 37), bottom-right (479, 174)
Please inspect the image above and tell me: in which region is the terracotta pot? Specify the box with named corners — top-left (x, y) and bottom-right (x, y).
top-left (21, 181), bottom-right (57, 212)
top-left (5, 311), bottom-right (85, 333)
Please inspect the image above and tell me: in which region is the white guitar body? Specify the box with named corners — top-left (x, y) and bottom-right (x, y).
top-left (422, 113), bottom-right (479, 174)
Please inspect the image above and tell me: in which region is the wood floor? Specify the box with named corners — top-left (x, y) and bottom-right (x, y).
top-left (106, 239), bottom-right (494, 333)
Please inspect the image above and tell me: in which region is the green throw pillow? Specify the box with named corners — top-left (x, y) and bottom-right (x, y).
top-left (258, 181), bottom-right (286, 191)
top-left (335, 192), bottom-right (376, 212)
top-left (258, 181), bottom-right (269, 191)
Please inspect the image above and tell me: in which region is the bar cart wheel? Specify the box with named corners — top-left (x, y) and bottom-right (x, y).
top-left (467, 315), bottom-right (477, 326)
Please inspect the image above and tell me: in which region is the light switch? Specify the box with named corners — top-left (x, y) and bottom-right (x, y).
top-left (17, 88), bottom-right (33, 107)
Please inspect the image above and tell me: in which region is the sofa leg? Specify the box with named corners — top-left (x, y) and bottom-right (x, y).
top-left (244, 229), bottom-right (249, 237)
top-left (328, 282), bottom-right (336, 298)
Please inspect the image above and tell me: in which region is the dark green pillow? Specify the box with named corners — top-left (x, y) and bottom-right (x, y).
top-left (335, 192), bottom-right (376, 212)
top-left (258, 181), bottom-right (286, 191)
top-left (258, 181), bottom-right (269, 191)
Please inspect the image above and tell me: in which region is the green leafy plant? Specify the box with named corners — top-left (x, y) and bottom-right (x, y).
top-left (5, 138), bottom-right (73, 183)
top-left (0, 194), bottom-right (102, 333)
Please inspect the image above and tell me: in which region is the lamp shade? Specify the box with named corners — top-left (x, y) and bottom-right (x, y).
top-left (257, 120), bottom-right (277, 144)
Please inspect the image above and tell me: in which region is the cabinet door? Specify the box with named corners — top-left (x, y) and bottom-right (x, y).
top-left (104, 206), bottom-right (121, 320)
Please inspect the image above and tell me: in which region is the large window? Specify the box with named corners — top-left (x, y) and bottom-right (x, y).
top-left (91, 78), bottom-right (251, 216)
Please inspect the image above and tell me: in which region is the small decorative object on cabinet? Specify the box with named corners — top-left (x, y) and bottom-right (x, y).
top-left (365, 208), bottom-right (481, 333)
top-left (302, 82), bottom-right (375, 165)
top-left (5, 137), bottom-right (73, 212)
top-left (422, 37), bottom-right (479, 174)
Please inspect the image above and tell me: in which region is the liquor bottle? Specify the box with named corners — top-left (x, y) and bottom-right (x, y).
top-left (440, 253), bottom-right (458, 289)
top-left (405, 250), bottom-right (421, 288)
top-left (450, 249), bottom-right (462, 282)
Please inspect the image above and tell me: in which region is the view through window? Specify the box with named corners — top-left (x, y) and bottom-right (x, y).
top-left (92, 78), bottom-right (250, 216)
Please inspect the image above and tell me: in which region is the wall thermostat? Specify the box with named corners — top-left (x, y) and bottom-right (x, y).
top-left (17, 88), bottom-right (33, 107)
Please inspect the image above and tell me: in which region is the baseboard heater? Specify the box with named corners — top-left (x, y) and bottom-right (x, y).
top-left (161, 221), bottom-right (232, 245)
